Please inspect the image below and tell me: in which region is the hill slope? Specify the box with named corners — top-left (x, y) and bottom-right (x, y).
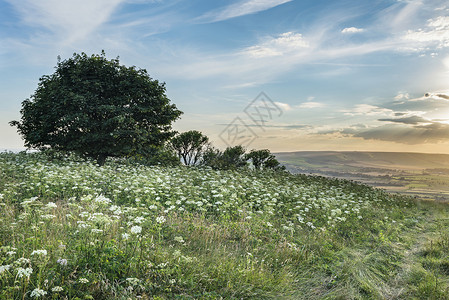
top-left (0, 152), bottom-right (449, 299)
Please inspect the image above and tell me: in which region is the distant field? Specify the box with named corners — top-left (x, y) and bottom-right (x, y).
top-left (275, 151), bottom-right (449, 202)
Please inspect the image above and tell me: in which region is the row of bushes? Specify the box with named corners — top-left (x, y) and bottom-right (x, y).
top-left (108, 130), bottom-right (282, 171)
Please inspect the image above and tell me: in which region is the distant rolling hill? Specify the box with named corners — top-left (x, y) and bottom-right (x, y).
top-left (275, 151), bottom-right (449, 172)
top-left (274, 151), bottom-right (449, 201)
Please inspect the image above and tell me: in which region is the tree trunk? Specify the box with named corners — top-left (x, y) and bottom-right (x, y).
top-left (97, 154), bottom-right (107, 166)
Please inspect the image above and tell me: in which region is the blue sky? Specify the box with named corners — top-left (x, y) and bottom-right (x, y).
top-left (1, 0), bottom-right (449, 153)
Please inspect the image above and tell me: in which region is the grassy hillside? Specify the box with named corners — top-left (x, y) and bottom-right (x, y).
top-left (0, 152), bottom-right (449, 299)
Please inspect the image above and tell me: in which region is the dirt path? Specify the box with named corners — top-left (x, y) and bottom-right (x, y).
top-left (385, 202), bottom-right (449, 299)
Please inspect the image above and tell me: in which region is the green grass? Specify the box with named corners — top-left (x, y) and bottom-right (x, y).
top-left (0, 152), bottom-right (449, 299)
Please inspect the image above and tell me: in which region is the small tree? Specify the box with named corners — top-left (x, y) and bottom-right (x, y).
top-left (170, 130), bottom-right (210, 165)
top-left (245, 149), bottom-right (284, 171)
top-left (202, 145), bottom-right (247, 170)
top-left (221, 145), bottom-right (247, 169)
top-left (10, 52), bottom-right (182, 165)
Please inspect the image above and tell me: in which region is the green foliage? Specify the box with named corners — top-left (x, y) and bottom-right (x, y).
top-left (10, 52), bottom-right (182, 165)
top-left (202, 145), bottom-right (247, 170)
top-left (245, 149), bottom-right (285, 171)
top-left (169, 130), bottom-right (209, 165)
top-left (127, 145), bottom-right (181, 167)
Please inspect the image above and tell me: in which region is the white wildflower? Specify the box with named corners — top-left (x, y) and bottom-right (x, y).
top-left (174, 236), bottom-right (184, 243)
top-left (156, 216), bottom-right (166, 224)
top-left (15, 257), bottom-right (30, 265)
top-left (46, 202), bottom-right (57, 208)
top-left (16, 267), bottom-right (33, 278)
top-left (0, 265), bottom-right (11, 274)
top-left (30, 288), bottom-right (47, 298)
top-left (41, 214), bottom-right (55, 220)
top-left (94, 195), bottom-right (111, 205)
top-left (31, 250), bottom-right (47, 256)
top-left (57, 258), bottom-right (68, 266)
top-left (51, 286), bottom-right (63, 292)
top-left (79, 277), bottom-right (89, 283)
top-left (130, 225), bottom-right (142, 234)
top-left (134, 216), bottom-right (145, 224)
top-left (126, 277), bottom-right (141, 286)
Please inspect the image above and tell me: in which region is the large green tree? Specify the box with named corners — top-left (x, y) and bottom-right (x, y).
top-left (10, 52), bottom-right (182, 165)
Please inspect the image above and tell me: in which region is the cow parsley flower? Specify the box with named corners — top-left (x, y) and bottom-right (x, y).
top-left (79, 278), bottom-right (89, 283)
top-left (15, 257), bottom-right (30, 265)
top-left (134, 216), bottom-right (145, 224)
top-left (94, 195), bottom-right (111, 205)
top-left (46, 202), bottom-right (57, 208)
top-left (52, 286), bottom-right (63, 292)
top-left (126, 277), bottom-right (141, 286)
top-left (174, 236), bottom-right (184, 243)
top-left (57, 258), bottom-right (68, 266)
top-left (130, 225), bottom-right (142, 234)
top-left (16, 267), bottom-right (33, 278)
top-left (0, 264), bottom-right (11, 274)
top-left (31, 250), bottom-right (47, 256)
top-left (30, 288), bottom-right (47, 298)
top-left (156, 216), bottom-right (166, 224)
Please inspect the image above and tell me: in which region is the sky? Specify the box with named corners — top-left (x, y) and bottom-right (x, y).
top-left (1, 0), bottom-right (449, 153)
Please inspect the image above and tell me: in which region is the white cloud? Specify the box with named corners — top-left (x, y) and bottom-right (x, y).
top-left (394, 92), bottom-right (410, 100)
top-left (242, 32), bottom-right (309, 58)
top-left (197, 0), bottom-right (292, 23)
top-left (403, 16), bottom-right (449, 48)
top-left (341, 27), bottom-right (364, 34)
top-left (428, 16), bottom-right (449, 30)
top-left (274, 101), bottom-right (291, 111)
top-left (297, 102), bottom-right (325, 109)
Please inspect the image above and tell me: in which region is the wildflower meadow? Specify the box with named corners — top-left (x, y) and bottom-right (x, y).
top-left (1, 152), bottom-right (448, 299)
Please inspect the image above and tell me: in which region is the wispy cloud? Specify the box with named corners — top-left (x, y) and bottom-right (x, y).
top-left (5, 0), bottom-right (124, 44)
top-left (378, 115), bottom-right (430, 125)
top-left (340, 104), bottom-right (393, 116)
top-left (196, 0), bottom-right (292, 23)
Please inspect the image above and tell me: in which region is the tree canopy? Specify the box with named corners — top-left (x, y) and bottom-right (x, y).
top-left (170, 130), bottom-right (210, 165)
top-left (10, 52), bottom-right (182, 165)
top-left (245, 149), bottom-right (285, 171)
